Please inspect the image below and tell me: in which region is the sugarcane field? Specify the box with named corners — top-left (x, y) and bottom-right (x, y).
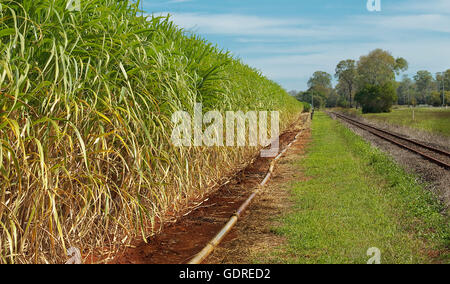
top-left (0, 0), bottom-right (448, 273)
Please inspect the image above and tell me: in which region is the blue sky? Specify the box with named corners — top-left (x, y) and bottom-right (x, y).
top-left (142, 0), bottom-right (450, 91)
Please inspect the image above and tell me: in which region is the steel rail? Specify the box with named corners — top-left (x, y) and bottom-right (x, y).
top-left (333, 112), bottom-right (450, 157)
top-left (332, 112), bottom-right (450, 169)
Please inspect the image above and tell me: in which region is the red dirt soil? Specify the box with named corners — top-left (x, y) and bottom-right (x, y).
top-left (109, 115), bottom-right (309, 264)
top-left (204, 129), bottom-right (312, 264)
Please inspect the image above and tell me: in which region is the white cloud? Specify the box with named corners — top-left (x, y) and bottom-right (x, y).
top-left (163, 11), bottom-right (449, 43)
top-left (357, 14), bottom-right (450, 33)
top-left (388, 0), bottom-right (450, 14)
top-left (166, 0), bottom-right (192, 4)
top-left (245, 40), bottom-right (450, 77)
top-left (155, 7), bottom-right (450, 90)
top-left (160, 12), bottom-right (345, 39)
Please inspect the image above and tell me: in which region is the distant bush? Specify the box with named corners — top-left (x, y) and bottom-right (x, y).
top-left (302, 102), bottom-right (312, 113)
top-left (429, 92), bottom-right (442, 107)
top-left (355, 82), bottom-right (397, 113)
top-left (337, 97), bottom-right (350, 108)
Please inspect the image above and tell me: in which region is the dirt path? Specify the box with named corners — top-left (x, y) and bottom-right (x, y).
top-left (205, 130), bottom-right (311, 264)
top-left (110, 114), bottom-right (311, 264)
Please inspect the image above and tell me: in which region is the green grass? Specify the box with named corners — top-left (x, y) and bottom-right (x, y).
top-left (259, 112), bottom-right (449, 264)
top-left (341, 107), bottom-right (450, 137)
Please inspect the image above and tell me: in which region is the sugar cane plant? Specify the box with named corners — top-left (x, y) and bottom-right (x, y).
top-left (0, 0), bottom-right (302, 263)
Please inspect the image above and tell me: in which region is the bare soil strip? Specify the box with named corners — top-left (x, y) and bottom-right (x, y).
top-left (109, 114), bottom-right (311, 264)
top-left (205, 130), bottom-right (311, 264)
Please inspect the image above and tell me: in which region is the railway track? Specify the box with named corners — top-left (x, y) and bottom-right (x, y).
top-left (331, 112), bottom-right (450, 169)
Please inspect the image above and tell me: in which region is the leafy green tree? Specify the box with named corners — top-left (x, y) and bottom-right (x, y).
top-left (296, 90), bottom-right (326, 109)
top-left (325, 88), bottom-right (339, 108)
top-left (355, 82), bottom-right (397, 113)
top-left (335, 59), bottom-right (358, 107)
top-left (436, 70), bottom-right (450, 105)
top-left (397, 75), bottom-right (414, 105)
top-left (413, 70), bottom-right (434, 104)
top-left (429, 91), bottom-right (442, 107)
top-left (308, 71), bottom-right (332, 89)
top-left (337, 96), bottom-right (350, 108)
top-left (357, 49), bottom-right (408, 88)
top-left (306, 71), bottom-right (333, 108)
top-left (436, 69), bottom-right (450, 89)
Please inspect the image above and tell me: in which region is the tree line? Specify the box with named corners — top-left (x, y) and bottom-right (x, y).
top-left (291, 49), bottom-right (450, 113)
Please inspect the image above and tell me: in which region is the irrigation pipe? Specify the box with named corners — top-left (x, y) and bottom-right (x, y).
top-left (188, 130), bottom-right (303, 264)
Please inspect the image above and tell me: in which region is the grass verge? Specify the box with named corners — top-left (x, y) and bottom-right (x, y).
top-left (339, 107), bottom-right (450, 137)
top-left (259, 112), bottom-right (449, 264)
